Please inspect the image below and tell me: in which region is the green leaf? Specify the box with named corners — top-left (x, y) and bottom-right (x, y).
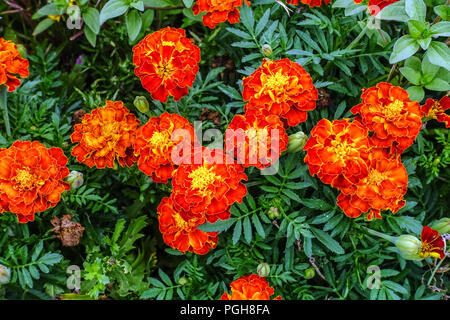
top-left (417, 37), bottom-right (432, 50)
top-left (283, 189), bottom-right (301, 202)
top-left (311, 227), bottom-right (345, 254)
top-left (32, 18), bottom-right (55, 36)
top-left (332, 0), bottom-right (355, 8)
top-left (232, 220), bottom-right (242, 244)
top-left (141, 288), bottom-right (162, 299)
top-left (405, 0), bottom-right (426, 21)
top-left (252, 214), bottom-right (265, 238)
top-left (425, 41), bottom-right (450, 71)
top-left (83, 8), bottom-right (101, 35)
top-left (421, 55), bottom-right (440, 76)
top-left (429, 21), bottom-right (450, 37)
top-left (100, 0), bottom-right (129, 25)
top-left (239, 2), bottom-right (254, 34)
top-left (131, 0), bottom-right (145, 11)
top-left (406, 86), bottom-right (424, 102)
top-left (226, 27), bottom-right (252, 40)
top-left (182, 0), bottom-right (194, 8)
top-left (243, 216), bottom-right (252, 244)
top-left (424, 77), bottom-right (450, 91)
top-left (126, 10), bottom-right (142, 41)
top-left (38, 252), bottom-right (62, 266)
top-left (407, 20), bottom-right (429, 39)
top-left (197, 218), bottom-right (236, 233)
top-left (300, 198), bottom-right (332, 211)
top-left (383, 281), bottom-right (409, 295)
top-left (389, 35), bottom-right (419, 64)
top-left (84, 25), bottom-right (97, 47)
top-left (36, 4), bottom-right (61, 17)
top-left (255, 9), bottom-right (270, 36)
top-left (399, 66), bottom-right (421, 84)
top-left (434, 5), bottom-right (450, 21)
top-left (158, 269), bottom-right (172, 286)
top-left (376, 0), bottom-right (409, 22)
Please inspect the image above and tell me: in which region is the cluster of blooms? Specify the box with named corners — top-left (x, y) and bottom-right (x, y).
top-left (193, 0), bottom-right (251, 29)
top-left (0, 37), bottom-right (29, 92)
top-left (304, 82), bottom-right (423, 220)
top-left (221, 274), bottom-right (281, 300)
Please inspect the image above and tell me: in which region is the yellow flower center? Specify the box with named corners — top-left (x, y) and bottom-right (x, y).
top-left (257, 70), bottom-right (292, 100)
top-left (156, 61), bottom-right (174, 79)
top-left (383, 99), bottom-right (404, 121)
top-left (366, 169), bottom-right (385, 186)
top-left (427, 102), bottom-right (441, 120)
top-left (102, 122), bottom-right (120, 137)
top-left (162, 41), bottom-right (175, 47)
top-left (173, 212), bottom-right (188, 230)
top-left (13, 169), bottom-right (42, 190)
top-left (149, 131), bottom-right (174, 156)
top-left (419, 241), bottom-right (442, 259)
top-left (188, 166), bottom-right (220, 195)
top-left (331, 139), bottom-right (353, 163)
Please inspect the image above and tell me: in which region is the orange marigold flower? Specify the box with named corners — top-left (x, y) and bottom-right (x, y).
top-left (226, 109), bottom-right (288, 169)
top-left (366, 0), bottom-right (400, 15)
top-left (133, 27), bottom-right (200, 103)
top-left (158, 197), bottom-right (219, 255)
top-left (0, 38), bottom-right (29, 92)
top-left (0, 141), bottom-right (70, 223)
top-left (71, 101), bottom-right (140, 169)
top-left (419, 226), bottom-right (445, 259)
top-left (193, 0), bottom-right (250, 29)
top-left (287, 0), bottom-right (331, 7)
top-left (336, 148), bottom-right (407, 220)
top-left (171, 147), bottom-right (247, 223)
top-left (351, 82), bottom-right (422, 154)
top-left (421, 96), bottom-right (450, 128)
top-left (303, 118), bottom-right (371, 194)
top-left (134, 112), bottom-right (196, 183)
top-left (221, 274), bottom-right (281, 300)
top-left (243, 58), bottom-right (318, 127)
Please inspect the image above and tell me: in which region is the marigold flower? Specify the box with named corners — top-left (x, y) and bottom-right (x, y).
top-left (303, 118), bottom-right (371, 194)
top-left (221, 274), bottom-right (281, 300)
top-left (71, 101), bottom-right (140, 169)
top-left (359, 0), bottom-right (401, 15)
top-left (134, 112), bottom-right (196, 183)
top-left (286, 0), bottom-right (331, 7)
top-left (351, 82), bottom-right (422, 154)
top-left (243, 59), bottom-right (318, 127)
top-left (226, 109), bottom-right (288, 169)
top-left (0, 38), bottom-right (29, 92)
top-left (133, 27), bottom-right (200, 103)
top-left (0, 141), bottom-right (70, 223)
top-left (158, 197), bottom-right (219, 255)
top-left (193, 0), bottom-right (250, 29)
top-left (421, 96), bottom-right (450, 128)
top-left (171, 147), bottom-right (247, 223)
top-left (336, 148), bottom-right (407, 220)
top-left (419, 226), bottom-right (446, 259)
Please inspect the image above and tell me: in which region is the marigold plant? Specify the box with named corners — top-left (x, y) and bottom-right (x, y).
top-left (193, 0), bottom-right (250, 29)
top-left (133, 27), bottom-right (200, 103)
top-left (419, 226), bottom-right (446, 260)
top-left (134, 112), bottom-right (196, 183)
top-left (221, 274), bottom-right (281, 300)
top-left (421, 95), bottom-right (449, 128)
top-left (0, 141), bottom-right (70, 223)
top-left (243, 58), bottom-right (318, 127)
top-left (158, 197), bottom-right (219, 255)
top-left (71, 101), bottom-right (140, 169)
top-left (0, 38), bottom-right (29, 92)
top-left (286, 0), bottom-right (332, 7)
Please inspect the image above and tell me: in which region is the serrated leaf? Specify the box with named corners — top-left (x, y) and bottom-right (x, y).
top-left (311, 227), bottom-right (345, 254)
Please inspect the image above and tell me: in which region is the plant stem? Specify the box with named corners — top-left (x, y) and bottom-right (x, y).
top-left (427, 256), bottom-right (446, 286)
top-left (0, 85), bottom-right (11, 137)
top-left (364, 227), bottom-right (397, 244)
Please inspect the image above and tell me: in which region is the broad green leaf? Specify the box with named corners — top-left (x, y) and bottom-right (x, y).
top-left (399, 66), bottom-right (421, 84)
top-left (83, 8), bottom-right (101, 35)
top-left (406, 86), bottom-right (424, 102)
top-left (126, 10), bottom-right (142, 41)
top-left (32, 18), bottom-right (55, 36)
top-left (425, 41), bottom-right (450, 71)
top-left (389, 35), bottom-right (419, 64)
top-left (100, 0), bottom-right (129, 25)
top-left (424, 77), bottom-right (450, 91)
top-left (407, 20), bottom-right (429, 39)
top-left (376, 1), bottom-right (409, 22)
top-left (434, 5), bottom-right (450, 21)
top-left (430, 21), bottom-right (450, 37)
top-left (405, 0), bottom-right (426, 21)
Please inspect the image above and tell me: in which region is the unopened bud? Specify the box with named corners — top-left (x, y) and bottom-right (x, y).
top-left (261, 44), bottom-right (272, 57)
top-left (304, 267), bottom-right (315, 279)
top-left (257, 262), bottom-right (270, 277)
top-left (268, 207), bottom-right (279, 219)
top-left (287, 131), bottom-right (307, 153)
top-left (178, 277), bottom-right (188, 285)
top-left (67, 170), bottom-right (84, 189)
top-left (429, 218), bottom-right (450, 235)
top-left (0, 264), bottom-right (11, 284)
top-left (395, 235), bottom-right (422, 260)
top-left (134, 96), bottom-right (149, 114)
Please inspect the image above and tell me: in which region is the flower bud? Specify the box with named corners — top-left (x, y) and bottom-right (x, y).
top-left (261, 44), bottom-right (273, 57)
top-left (67, 170), bottom-right (84, 189)
top-left (395, 235), bottom-right (422, 260)
top-left (178, 277), bottom-right (188, 285)
top-left (268, 207), bottom-right (279, 219)
top-left (134, 96), bottom-right (150, 114)
top-left (257, 262), bottom-right (270, 278)
top-left (429, 218), bottom-right (450, 235)
top-left (0, 264), bottom-right (11, 285)
top-left (304, 267), bottom-right (315, 279)
top-left (287, 131), bottom-right (308, 153)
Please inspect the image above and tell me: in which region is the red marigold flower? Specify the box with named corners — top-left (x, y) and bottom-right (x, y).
top-left (421, 96), bottom-right (450, 128)
top-left (303, 118), bottom-right (371, 194)
top-left (351, 82), bottom-right (422, 154)
top-left (134, 112), bottom-right (196, 183)
top-left (226, 109), bottom-right (288, 169)
top-left (336, 148), bottom-right (408, 220)
top-left (287, 0), bottom-right (331, 7)
top-left (221, 274), bottom-right (281, 300)
top-left (193, 0), bottom-right (250, 29)
top-left (367, 0), bottom-right (400, 15)
top-left (71, 101), bottom-right (140, 169)
top-left (171, 147), bottom-right (247, 223)
top-left (0, 141), bottom-right (70, 223)
top-left (419, 226), bottom-right (445, 259)
top-left (133, 27), bottom-right (200, 103)
top-left (243, 59), bottom-right (318, 127)
top-left (0, 38), bottom-right (29, 92)
top-left (158, 197), bottom-right (219, 255)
